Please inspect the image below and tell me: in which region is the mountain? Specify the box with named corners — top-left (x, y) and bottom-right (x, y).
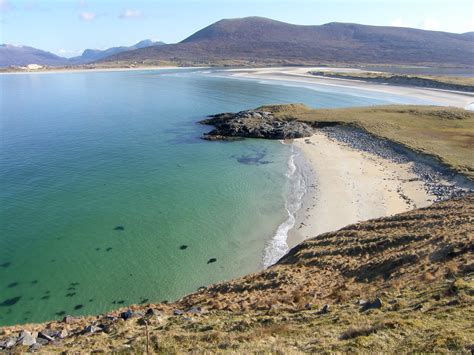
top-left (69, 39), bottom-right (165, 64)
top-left (102, 17), bottom-right (474, 67)
top-left (0, 44), bottom-right (69, 67)
top-left (0, 40), bottom-right (165, 67)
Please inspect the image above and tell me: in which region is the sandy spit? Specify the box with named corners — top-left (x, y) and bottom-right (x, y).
top-left (227, 67), bottom-right (474, 109)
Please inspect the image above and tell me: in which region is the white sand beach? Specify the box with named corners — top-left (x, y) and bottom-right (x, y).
top-left (287, 131), bottom-right (436, 247)
top-left (228, 67), bottom-right (474, 109)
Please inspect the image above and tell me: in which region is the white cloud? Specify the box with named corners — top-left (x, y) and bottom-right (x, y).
top-left (420, 18), bottom-right (440, 31)
top-left (79, 11), bottom-right (96, 22)
top-left (78, 0), bottom-right (87, 7)
top-left (119, 9), bottom-right (143, 19)
top-left (390, 18), bottom-right (405, 27)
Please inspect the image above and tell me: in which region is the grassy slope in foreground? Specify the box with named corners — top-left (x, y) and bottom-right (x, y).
top-left (262, 104), bottom-right (474, 179)
top-left (2, 195), bottom-right (473, 352)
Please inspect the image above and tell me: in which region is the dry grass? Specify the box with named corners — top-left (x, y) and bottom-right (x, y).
top-left (259, 104), bottom-right (474, 178)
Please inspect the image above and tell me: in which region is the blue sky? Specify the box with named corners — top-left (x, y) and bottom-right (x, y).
top-left (1, 0), bottom-right (473, 57)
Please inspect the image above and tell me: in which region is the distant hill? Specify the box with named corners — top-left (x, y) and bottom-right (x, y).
top-left (69, 39), bottom-right (165, 64)
top-left (0, 44), bottom-right (69, 67)
top-left (0, 40), bottom-right (165, 67)
top-left (102, 17), bottom-right (474, 67)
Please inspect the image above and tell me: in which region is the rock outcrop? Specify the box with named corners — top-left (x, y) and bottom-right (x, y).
top-left (200, 110), bottom-right (313, 140)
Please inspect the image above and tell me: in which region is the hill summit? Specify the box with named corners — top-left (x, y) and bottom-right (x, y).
top-left (103, 17), bottom-right (474, 66)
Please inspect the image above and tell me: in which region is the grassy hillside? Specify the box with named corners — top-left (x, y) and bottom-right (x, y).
top-left (261, 104), bottom-right (474, 179)
top-left (1, 194), bottom-right (472, 352)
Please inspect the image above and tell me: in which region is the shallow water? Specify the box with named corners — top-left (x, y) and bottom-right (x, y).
top-left (0, 68), bottom-right (424, 325)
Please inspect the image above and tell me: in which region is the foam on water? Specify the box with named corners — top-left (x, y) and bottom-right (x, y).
top-left (262, 145), bottom-right (308, 268)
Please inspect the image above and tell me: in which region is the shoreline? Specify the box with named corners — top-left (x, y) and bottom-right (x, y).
top-left (283, 126), bottom-right (472, 254)
top-left (0, 66), bottom-right (208, 75)
top-left (222, 67), bottom-right (474, 109)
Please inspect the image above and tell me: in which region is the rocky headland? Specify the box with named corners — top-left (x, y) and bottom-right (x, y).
top-left (200, 110), bottom-right (314, 140)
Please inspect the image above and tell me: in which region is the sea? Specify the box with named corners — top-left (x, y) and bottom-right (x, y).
top-left (0, 68), bottom-right (431, 325)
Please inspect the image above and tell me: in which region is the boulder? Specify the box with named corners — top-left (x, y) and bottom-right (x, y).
top-left (59, 329), bottom-right (68, 339)
top-left (120, 310), bottom-right (133, 320)
top-left (38, 331), bottom-right (55, 342)
top-left (17, 330), bottom-right (37, 346)
top-left (361, 297), bottom-right (383, 311)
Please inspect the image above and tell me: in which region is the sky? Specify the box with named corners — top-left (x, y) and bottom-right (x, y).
top-left (1, 0), bottom-right (473, 57)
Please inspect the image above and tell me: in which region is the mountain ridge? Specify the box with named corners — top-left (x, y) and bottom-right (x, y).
top-left (0, 40), bottom-right (165, 67)
top-left (102, 17), bottom-right (474, 67)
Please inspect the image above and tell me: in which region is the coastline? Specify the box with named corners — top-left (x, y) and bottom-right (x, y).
top-left (283, 125), bottom-right (473, 255)
top-left (287, 130), bottom-right (435, 247)
top-left (0, 66), bottom-right (208, 75)
top-left (224, 67), bottom-right (474, 109)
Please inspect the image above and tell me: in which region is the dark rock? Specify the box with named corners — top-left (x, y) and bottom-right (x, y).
top-left (361, 297), bottom-right (383, 311)
top-left (38, 331), bottom-right (54, 342)
top-left (187, 306), bottom-right (202, 314)
top-left (120, 310), bottom-right (133, 320)
top-left (200, 110), bottom-right (313, 140)
top-left (145, 308), bottom-right (156, 316)
top-left (35, 337), bottom-right (49, 345)
top-left (83, 325), bottom-right (102, 334)
top-left (207, 258), bottom-right (217, 264)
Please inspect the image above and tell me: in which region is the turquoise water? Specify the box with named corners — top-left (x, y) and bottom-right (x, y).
top-left (0, 69), bottom-right (421, 326)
